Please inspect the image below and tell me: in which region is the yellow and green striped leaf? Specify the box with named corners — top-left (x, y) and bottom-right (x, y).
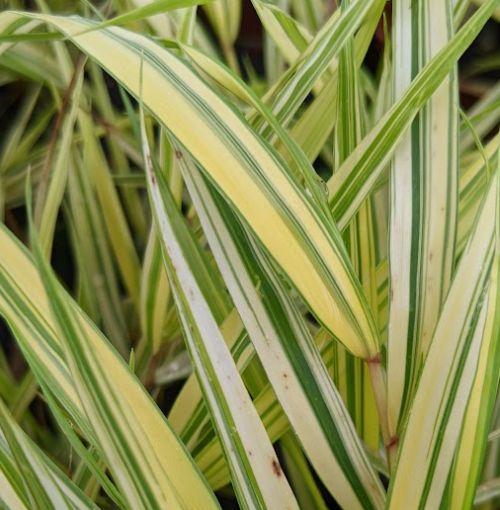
top-left (178, 149), bottom-right (385, 509)
top-left (140, 107), bottom-right (299, 510)
top-left (386, 0), bottom-right (459, 438)
top-left (0, 222), bottom-right (220, 509)
top-left (0, 10), bottom-right (381, 359)
top-left (388, 170), bottom-right (499, 509)
top-left (0, 399), bottom-right (98, 510)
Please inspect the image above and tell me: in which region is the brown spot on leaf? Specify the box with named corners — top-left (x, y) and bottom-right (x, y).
top-left (366, 353), bottom-right (381, 365)
top-left (175, 150), bottom-right (183, 159)
top-left (387, 435), bottom-right (399, 450)
top-left (271, 459), bottom-right (282, 477)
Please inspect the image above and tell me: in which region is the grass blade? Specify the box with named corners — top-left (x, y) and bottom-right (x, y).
top-left (179, 150), bottom-right (385, 509)
top-left (0, 10), bottom-right (384, 359)
top-left (0, 399), bottom-right (98, 510)
top-left (386, 0), bottom-right (459, 440)
top-left (327, 0), bottom-right (499, 229)
top-left (388, 170), bottom-right (499, 509)
top-left (0, 221), bottom-right (220, 509)
top-left (88, 0), bottom-right (209, 31)
top-left (140, 106), bottom-right (299, 510)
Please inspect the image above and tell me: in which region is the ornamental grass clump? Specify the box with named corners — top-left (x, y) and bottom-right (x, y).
top-left (0, 0), bottom-right (498, 509)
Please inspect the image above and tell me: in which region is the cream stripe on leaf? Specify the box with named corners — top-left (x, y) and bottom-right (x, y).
top-left (203, 0), bottom-right (241, 47)
top-left (0, 10), bottom-right (380, 359)
top-left (140, 109), bottom-right (299, 510)
top-left (334, 0), bottom-right (381, 451)
top-left (386, 0), bottom-right (459, 438)
top-left (0, 400), bottom-right (98, 510)
top-left (137, 126), bottom-right (184, 364)
top-left (460, 82), bottom-right (500, 153)
top-left (327, 0), bottom-right (499, 231)
top-left (138, 130), bottom-right (231, 367)
top-left (474, 478), bottom-right (500, 506)
top-left (250, 0), bottom-right (385, 164)
top-left (25, 7), bottom-right (143, 315)
top-left (129, 0), bottom-right (174, 37)
top-left (357, 136), bottom-right (498, 349)
top-left (174, 42), bottom-right (385, 489)
top-left (447, 264), bottom-right (499, 509)
top-left (445, 152), bottom-right (500, 510)
top-left (178, 41), bottom-right (329, 228)
top-left (182, 0), bottom-right (382, 187)
top-left (457, 133), bottom-right (499, 257)
top-left (168, 308), bottom-right (249, 450)
top-left (178, 148), bottom-right (385, 510)
top-left (37, 385), bottom-right (125, 508)
top-left (251, 0), bottom-right (381, 141)
top-left (0, 453), bottom-right (30, 510)
top-left (0, 221), bottom-right (220, 509)
top-left (249, 0), bottom-right (333, 99)
top-left (192, 331), bottom-right (354, 490)
top-left (387, 170), bottom-right (499, 509)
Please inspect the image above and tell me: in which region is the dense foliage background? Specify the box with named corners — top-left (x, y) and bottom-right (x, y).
top-left (0, 1), bottom-right (498, 509)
